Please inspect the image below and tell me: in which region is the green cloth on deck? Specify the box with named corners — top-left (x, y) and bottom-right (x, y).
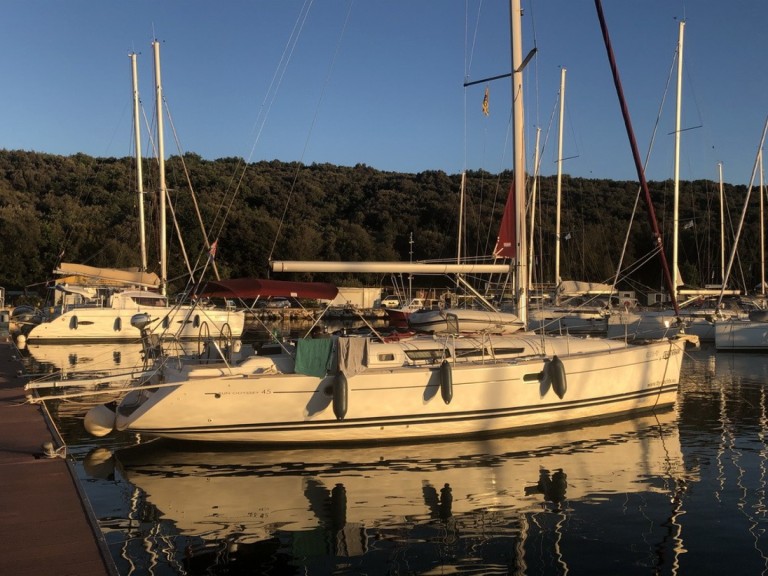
top-left (295, 338), bottom-right (334, 377)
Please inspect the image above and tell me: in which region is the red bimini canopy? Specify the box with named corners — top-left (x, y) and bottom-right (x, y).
top-left (199, 278), bottom-right (338, 300)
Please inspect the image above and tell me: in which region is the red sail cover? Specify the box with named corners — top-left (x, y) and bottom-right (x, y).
top-left (493, 182), bottom-right (516, 259)
top-left (200, 278), bottom-right (338, 300)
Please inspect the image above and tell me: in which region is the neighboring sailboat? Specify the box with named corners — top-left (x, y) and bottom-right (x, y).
top-left (405, 176), bottom-right (522, 335)
top-left (606, 20), bottom-right (689, 342)
top-left (23, 45), bottom-right (244, 345)
top-left (714, 125), bottom-right (768, 350)
top-left (405, 247), bottom-right (523, 335)
top-left (87, 1), bottom-right (685, 444)
top-left (525, 68), bottom-right (615, 335)
top-left (677, 163), bottom-right (750, 342)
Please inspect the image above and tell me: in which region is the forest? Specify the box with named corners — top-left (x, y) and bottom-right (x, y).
top-left (0, 149), bottom-right (760, 306)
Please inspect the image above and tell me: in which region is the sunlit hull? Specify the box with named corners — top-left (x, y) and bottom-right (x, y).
top-left (25, 305), bottom-right (244, 343)
top-left (114, 334), bottom-right (684, 443)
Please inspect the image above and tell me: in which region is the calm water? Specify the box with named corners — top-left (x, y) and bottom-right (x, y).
top-left (23, 340), bottom-right (768, 575)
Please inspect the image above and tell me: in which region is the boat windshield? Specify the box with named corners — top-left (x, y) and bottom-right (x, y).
top-left (132, 296), bottom-right (168, 307)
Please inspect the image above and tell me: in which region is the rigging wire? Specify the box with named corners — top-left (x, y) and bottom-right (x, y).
top-left (609, 32), bottom-right (677, 296)
top-left (207, 0), bottom-right (317, 257)
top-left (268, 0), bottom-right (355, 263)
top-left (163, 103), bottom-right (220, 281)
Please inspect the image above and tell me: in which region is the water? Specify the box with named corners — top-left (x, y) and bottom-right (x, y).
top-left (23, 341), bottom-right (768, 575)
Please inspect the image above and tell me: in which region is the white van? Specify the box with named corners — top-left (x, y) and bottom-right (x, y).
top-left (380, 295), bottom-right (400, 308)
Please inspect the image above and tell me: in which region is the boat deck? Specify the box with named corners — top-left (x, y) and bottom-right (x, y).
top-left (0, 341), bottom-right (116, 575)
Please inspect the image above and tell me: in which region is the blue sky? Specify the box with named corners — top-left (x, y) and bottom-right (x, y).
top-left (2, 1), bottom-right (767, 185)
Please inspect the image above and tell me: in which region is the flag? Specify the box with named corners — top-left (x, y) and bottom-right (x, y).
top-left (482, 87), bottom-right (489, 116)
top-left (209, 240), bottom-right (218, 259)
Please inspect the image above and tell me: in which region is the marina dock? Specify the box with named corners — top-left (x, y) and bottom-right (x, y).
top-left (0, 341), bottom-right (116, 576)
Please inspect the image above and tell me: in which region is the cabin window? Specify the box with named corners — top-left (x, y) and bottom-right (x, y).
top-left (404, 349), bottom-right (451, 362)
top-left (455, 348), bottom-right (492, 359)
top-left (193, 315), bottom-right (200, 328)
top-left (133, 296), bottom-right (167, 307)
top-left (376, 353), bottom-right (396, 362)
top-left (162, 316), bottom-right (170, 329)
top-left (491, 347), bottom-right (525, 356)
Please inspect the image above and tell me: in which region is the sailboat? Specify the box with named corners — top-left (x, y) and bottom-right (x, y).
top-left (604, 21), bottom-right (692, 343)
top-left (22, 45), bottom-right (244, 345)
top-left (525, 68), bottom-right (614, 336)
top-left (676, 164), bottom-right (753, 342)
top-left (87, 1), bottom-right (685, 444)
top-left (405, 175), bottom-right (522, 335)
top-left (714, 123), bottom-right (768, 350)
top-left (405, 270), bottom-right (522, 335)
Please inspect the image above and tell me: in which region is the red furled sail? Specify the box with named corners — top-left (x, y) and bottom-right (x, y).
top-left (493, 182), bottom-right (516, 259)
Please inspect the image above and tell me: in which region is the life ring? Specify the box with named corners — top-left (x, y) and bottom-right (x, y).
top-left (439, 359), bottom-right (453, 404)
top-left (333, 373), bottom-right (348, 420)
top-left (548, 355), bottom-right (567, 399)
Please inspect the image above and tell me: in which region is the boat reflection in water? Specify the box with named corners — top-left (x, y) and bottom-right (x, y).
top-left (96, 410), bottom-right (686, 574)
top-left (21, 336), bottom-right (244, 390)
top-left (23, 341), bottom-right (147, 377)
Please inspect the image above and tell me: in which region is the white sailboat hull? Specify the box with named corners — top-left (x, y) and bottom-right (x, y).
top-left (114, 335), bottom-right (684, 443)
top-left (26, 304), bottom-right (245, 343)
top-left (606, 310), bottom-right (681, 341)
top-left (527, 307), bottom-right (608, 335)
top-left (714, 318), bottom-right (768, 350)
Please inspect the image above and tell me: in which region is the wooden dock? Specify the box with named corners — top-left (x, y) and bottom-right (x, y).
top-left (0, 341), bottom-right (116, 576)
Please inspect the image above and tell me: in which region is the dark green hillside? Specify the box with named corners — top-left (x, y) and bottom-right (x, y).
top-left (0, 149), bottom-right (756, 304)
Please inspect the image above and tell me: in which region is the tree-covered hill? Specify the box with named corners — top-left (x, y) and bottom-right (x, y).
top-left (0, 149), bottom-right (757, 303)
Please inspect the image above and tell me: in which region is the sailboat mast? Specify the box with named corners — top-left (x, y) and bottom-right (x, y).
top-left (761, 151), bottom-right (765, 296)
top-left (555, 67), bottom-right (566, 288)
top-left (130, 53), bottom-right (148, 273)
top-left (510, 0), bottom-right (528, 325)
top-left (594, 0), bottom-right (679, 315)
top-left (672, 20), bottom-right (684, 292)
top-left (528, 127), bottom-right (541, 293)
top-left (718, 162), bottom-right (725, 285)
top-left (457, 171), bottom-right (466, 265)
top-left (717, 117), bottom-right (768, 308)
top-left (152, 40), bottom-right (168, 296)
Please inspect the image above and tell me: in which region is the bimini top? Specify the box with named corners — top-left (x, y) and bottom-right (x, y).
top-left (199, 278), bottom-right (338, 301)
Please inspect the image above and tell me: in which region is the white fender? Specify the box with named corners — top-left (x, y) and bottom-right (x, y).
top-left (84, 403), bottom-right (116, 437)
